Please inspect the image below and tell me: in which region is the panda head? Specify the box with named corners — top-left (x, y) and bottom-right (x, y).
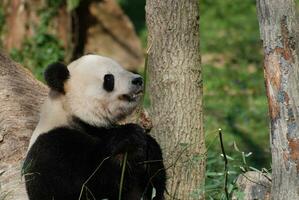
top-left (44, 55), bottom-right (143, 127)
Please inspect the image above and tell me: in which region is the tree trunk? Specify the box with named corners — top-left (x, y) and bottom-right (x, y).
top-left (256, 0), bottom-right (299, 199)
top-left (145, 1), bottom-right (205, 199)
top-left (0, 51), bottom-right (48, 200)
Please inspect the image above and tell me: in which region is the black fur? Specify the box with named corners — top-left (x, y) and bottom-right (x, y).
top-left (23, 120), bottom-right (166, 200)
top-left (104, 74), bottom-right (115, 92)
top-left (44, 63), bottom-right (70, 94)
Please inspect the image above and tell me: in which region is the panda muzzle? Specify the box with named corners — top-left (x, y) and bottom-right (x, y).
top-left (120, 88), bottom-right (143, 102)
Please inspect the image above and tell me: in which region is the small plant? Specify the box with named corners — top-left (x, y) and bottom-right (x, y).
top-left (204, 129), bottom-right (268, 200)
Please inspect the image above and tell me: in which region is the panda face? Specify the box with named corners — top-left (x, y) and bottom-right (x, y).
top-left (45, 55), bottom-right (143, 127)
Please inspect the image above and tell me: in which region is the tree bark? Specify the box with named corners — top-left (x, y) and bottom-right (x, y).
top-left (256, 0), bottom-right (299, 199)
top-left (145, 1), bottom-right (205, 199)
top-left (0, 51), bottom-right (48, 200)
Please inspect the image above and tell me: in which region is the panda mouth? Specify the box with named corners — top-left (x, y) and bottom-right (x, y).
top-left (120, 90), bottom-right (143, 102)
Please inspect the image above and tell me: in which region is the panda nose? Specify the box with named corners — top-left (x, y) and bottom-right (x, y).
top-left (132, 77), bottom-right (143, 86)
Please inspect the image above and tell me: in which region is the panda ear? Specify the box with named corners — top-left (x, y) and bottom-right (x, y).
top-left (44, 62), bottom-right (70, 94)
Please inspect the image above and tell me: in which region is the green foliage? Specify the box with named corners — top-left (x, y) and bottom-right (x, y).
top-left (205, 139), bottom-right (265, 199)
top-left (201, 0), bottom-right (269, 168)
top-left (10, 0), bottom-right (65, 80)
top-left (200, 1), bottom-right (270, 198)
top-left (201, 0), bottom-right (261, 62)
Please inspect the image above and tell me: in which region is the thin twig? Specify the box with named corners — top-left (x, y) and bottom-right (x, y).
top-left (137, 159), bottom-right (163, 165)
top-left (218, 128), bottom-right (229, 200)
top-left (85, 186), bottom-right (96, 200)
top-left (118, 152), bottom-right (128, 200)
top-left (78, 156), bottom-right (110, 200)
top-left (141, 42), bottom-right (152, 106)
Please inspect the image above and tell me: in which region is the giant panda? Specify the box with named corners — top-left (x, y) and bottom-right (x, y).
top-left (23, 55), bottom-right (166, 200)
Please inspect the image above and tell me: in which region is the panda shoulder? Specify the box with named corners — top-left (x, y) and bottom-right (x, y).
top-left (31, 127), bottom-right (96, 150)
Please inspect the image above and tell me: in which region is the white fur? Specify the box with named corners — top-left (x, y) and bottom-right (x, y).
top-left (29, 55), bottom-right (142, 149)
top-left (29, 98), bottom-right (69, 149)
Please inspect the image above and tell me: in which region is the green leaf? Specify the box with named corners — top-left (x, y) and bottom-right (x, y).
top-left (206, 172), bottom-right (224, 176)
top-left (220, 154), bottom-right (234, 161)
top-left (249, 166), bottom-right (261, 172)
top-left (67, 0), bottom-right (80, 11)
top-left (228, 183), bottom-right (234, 193)
top-left (233, 141), bottom-right (240, 152)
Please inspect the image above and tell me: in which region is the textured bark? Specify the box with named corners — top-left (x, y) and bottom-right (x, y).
top-left (233, 171), bottom-right (271, 200)
top-left (0, 51), bottom-right (48, 200)
top-left (256, 0), bottom-right (299, 199)
top-left (146, 1), bottom-right (205, 199)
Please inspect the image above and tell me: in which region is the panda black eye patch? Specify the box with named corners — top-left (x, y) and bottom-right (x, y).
top-left (103, 74), bottom-right (114, 92)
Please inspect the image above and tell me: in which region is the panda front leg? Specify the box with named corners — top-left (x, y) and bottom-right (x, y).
top-left (102, 123), bottom-right (147, 200)
top-left (104, 123), bottom-right (166, 200)
top-left (105, 123), bottom-right (147, 160)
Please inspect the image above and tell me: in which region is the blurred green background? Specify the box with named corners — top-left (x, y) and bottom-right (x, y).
top-left (0, 0), bottom-right (274, 198)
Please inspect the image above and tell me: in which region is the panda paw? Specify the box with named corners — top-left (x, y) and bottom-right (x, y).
top-left (108, 124), bottom-right (147, 158)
